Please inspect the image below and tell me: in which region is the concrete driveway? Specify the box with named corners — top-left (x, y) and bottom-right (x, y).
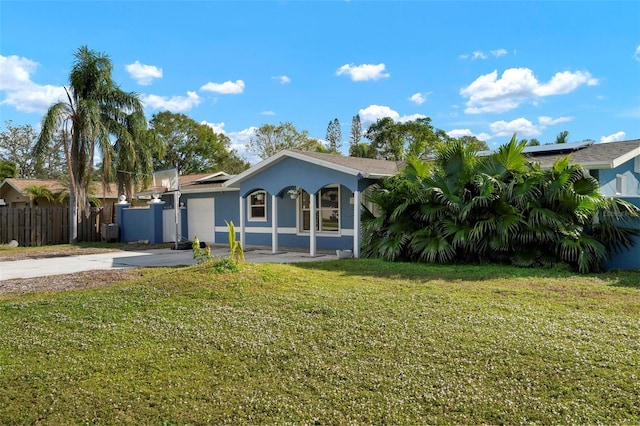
top-left (0, 246), bottom-right (337, 280)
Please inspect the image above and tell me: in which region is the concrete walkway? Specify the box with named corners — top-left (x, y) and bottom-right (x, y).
top-left (0, 246), bottom-right (337, 280)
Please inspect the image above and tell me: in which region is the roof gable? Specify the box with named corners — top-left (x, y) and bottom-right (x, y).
top-left (224, 150), bottom-right (402, 188)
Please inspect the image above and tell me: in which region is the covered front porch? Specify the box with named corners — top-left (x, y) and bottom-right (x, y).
top-left (222, 150), bottom-right (401, 258)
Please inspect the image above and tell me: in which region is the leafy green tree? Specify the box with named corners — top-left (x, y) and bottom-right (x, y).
top-left (349, 114), bottom-right (363, 157)
top-left (150, 111), bottom-right (247, 175)
top-left (455, 135), bottom-right (489, 152)
top-left (526, 138), bottom-right (541, 146)
top-left (247, 122), bottom-right (324, 160)
top-left (0, 120), bottom-right (66, 179)
top-left (362, 134), bottom-right (640, 273)
top-left (365, 117), bottom-right (441, 161)
top-left (0, 159), bottom-right (17, 180)
top-left (35, 46), bottom-right (143, 243)
top-left (325, 118), bottom-right (341, 153)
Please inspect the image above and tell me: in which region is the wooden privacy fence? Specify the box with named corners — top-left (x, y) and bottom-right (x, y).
top-left (0, 206), bottom-right (113, 247)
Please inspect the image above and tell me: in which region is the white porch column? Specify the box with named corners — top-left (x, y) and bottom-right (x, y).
top-left (353, 189), bottom-right (361, 258)
top-left (271, 194), bottom-right (278, 254)
top-left (310, 191), bottom-right (317, 257)
top-left (239, 195), bottom-right (246, 249)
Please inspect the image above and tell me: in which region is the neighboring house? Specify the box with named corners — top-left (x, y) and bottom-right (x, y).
top-left (126, 150), bottom-right (401, 257)
top-left (0, 178), bottom-right (120, 207)
top-left (523, 139), bottom-right (640, 196)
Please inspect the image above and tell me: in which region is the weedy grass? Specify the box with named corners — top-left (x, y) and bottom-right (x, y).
top-left (0, 259), bottom-right (638, 425)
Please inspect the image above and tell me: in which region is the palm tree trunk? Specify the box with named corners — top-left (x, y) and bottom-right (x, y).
top-left (69, 190), bottom-right (78, 243)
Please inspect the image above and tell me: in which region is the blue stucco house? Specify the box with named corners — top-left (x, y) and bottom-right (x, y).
top-left (221, 150), bottom-right (401, 258)
top-left (126, 150), bottom-right (401, 258)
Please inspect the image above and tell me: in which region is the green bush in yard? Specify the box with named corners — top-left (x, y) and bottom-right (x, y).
top-left (362, 134), bottom-right (640, 273)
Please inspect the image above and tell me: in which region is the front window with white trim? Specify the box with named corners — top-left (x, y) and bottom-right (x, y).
top-left (248, 190), bottom-right (267, 221)
top-left (299, 186), bottom-right (340, 232)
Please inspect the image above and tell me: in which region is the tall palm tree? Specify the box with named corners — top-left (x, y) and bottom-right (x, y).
top-left (555, 130), bottom-right (569, 144)
top-left (112, 110), bottom-right (162, 201)
top-left (34, 46), bottom-right (143, 243)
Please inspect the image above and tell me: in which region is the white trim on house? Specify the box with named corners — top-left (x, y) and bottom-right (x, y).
top-left (180, 186), bottom-right (238, 194)
top-left (612, 146), bottom-right (640, 169)
top-left (247, 190), bottom-right (267, 222)
top-left (215, 226), bottom-right (298, 234)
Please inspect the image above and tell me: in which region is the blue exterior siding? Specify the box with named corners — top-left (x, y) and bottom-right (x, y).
top-left (239, 157), bottom-right (362, 196)
top-left (117, 202), bottom-right (164, 244)
top-left (597, 159), bottom-right (640, 196)
top-left (606, 196), bottom-right (640, 271)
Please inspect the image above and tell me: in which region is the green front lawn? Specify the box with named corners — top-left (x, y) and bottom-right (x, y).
top-left (1, 260), bottom-right (638, 424)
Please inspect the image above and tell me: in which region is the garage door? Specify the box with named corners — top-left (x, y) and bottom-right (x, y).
top-left (187, 198), bottom-right (215, 244)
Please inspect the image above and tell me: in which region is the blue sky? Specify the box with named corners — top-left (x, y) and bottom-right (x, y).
top-left (1, 1), bottom-right (639, 164)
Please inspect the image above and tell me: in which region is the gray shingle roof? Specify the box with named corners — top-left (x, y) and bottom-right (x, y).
top-left (288, 150), bottom-right (403, 177)
top-left (525, 139), bottom-right (640, 169)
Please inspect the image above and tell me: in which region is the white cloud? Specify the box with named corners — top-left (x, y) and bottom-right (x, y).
top-left (336, 63), bottom-right (390, 81)
top-left (534, 70), bottom-right (598, 96)
top-left (409, 92), bottom-right (428, 105)
top-left (200, 122), bottom-right (260, 164)
top-left (272, 75), bottom-right (291, 84)
top-left (491, 49), bottom-right (508, 58)
top-left (472, 51), bottom-right (487, 60)
top-left (200, 120), bottom-right (226, 134)
top-left (261, 111), bottom-right (276, 116)
top-left (488, 115), bottom-right (574, 138)
top-left (357, 104), bottom-right (425, 129)
top-left (634, 45), bottom-right (640, 61)
top-left (228, 126), bottom-right (261, 164)
top-left (200, 80), bottom-right (245, 94)
top-left (538, 115), bottom-right (573, 126)
top-left (447, 129), bottom-right (474, 138)
top-left (358, 105), bottom-right (400, 129)
top-left (600, 131), bottom-right (626, 143)
top-left (125, 60), bottom-right (162, 86)
top-left (460, 68), bottom-right (598, 114)
top-left (490, 118), bottom-right (541, 137)
top-left (447, 128), bottom-right (493, 141)
top-left (398, 113), bottom-right (427, 123)
top-left (0, 54), bottom-right (66, 113)
top-left (141, 91), bottom-right (201, 112)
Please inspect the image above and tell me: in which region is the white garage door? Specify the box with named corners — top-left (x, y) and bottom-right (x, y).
top-left (187, 198), bottom-right (215, 244)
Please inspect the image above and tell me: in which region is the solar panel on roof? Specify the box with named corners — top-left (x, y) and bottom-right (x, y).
top-left (522, 141), bottom-right (593, 154)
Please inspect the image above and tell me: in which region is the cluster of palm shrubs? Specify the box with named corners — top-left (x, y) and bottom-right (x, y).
top-left (362, 136), bottom-right (640, 273)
